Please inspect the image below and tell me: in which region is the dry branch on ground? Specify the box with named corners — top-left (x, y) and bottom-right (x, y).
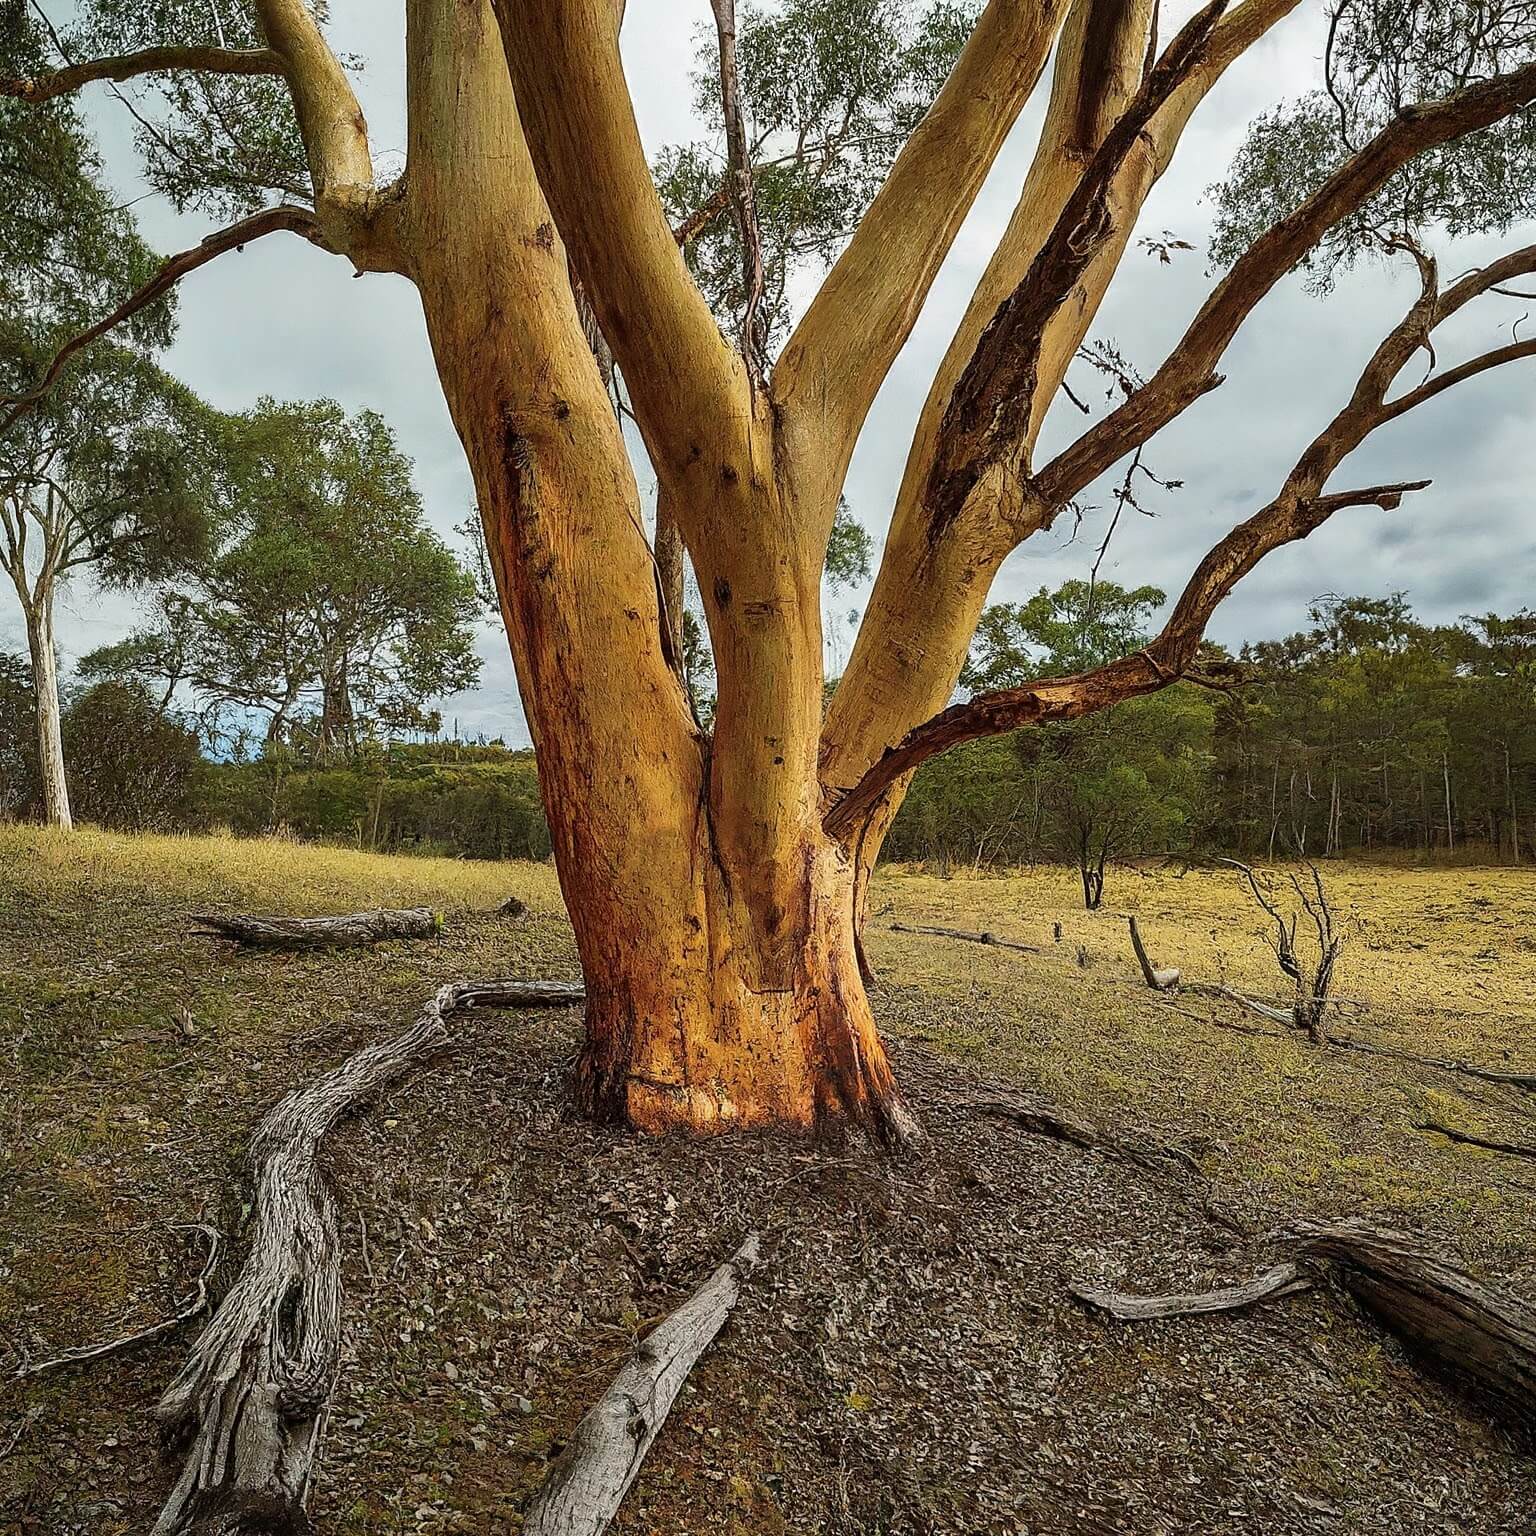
top-left (522, 1233), bottom-right (762, 1536)
top-left (1075, 1220), bottom-right (1536, 1432)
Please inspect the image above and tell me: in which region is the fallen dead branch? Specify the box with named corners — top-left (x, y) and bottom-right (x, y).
top-left (1127, 915), bottom-right (1180, 990)
top-left (1182, 981), bottom-right (1293, 1026)
top-left (14, 1224), bottom-right (220, 1379)
top-left (1074, 1220), bottom-right (1536, 1431)
top-left (1072, 1261), bottom-right (1310, 1320)
top-left (522, 1232), bottom-right (762, 1536)
top-left (1414, 1120), bottom-right (1536, 1161)
top-left (191, 906), bottom-right (440, 948)
top-left (1331, 1034), bottom-right (1536, 1094)
top-left (153, 977), bottom-right (584, 1536)
top-left (968, 1090), bottom-right (1216, 1199)
top-left (889, 921), bottom-right (1040, 953)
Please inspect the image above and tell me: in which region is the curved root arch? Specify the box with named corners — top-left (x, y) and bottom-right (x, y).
top-left (153, 978), bottom-right (583, 1536)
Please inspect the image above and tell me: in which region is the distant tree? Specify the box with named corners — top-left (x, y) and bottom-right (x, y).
top-left (1, 40), bottom-right (204, 829)
top-left (1029, 686), bottom-right (1212, 907)
top-left (956, 581), bottom-right (1212, 904)
top-left (962, 580), bottom-right (1171, 690)
top-left (0, 650), bottom-right (38, 818)
top-left (61, 679), bottom-right (204, 830)
top-left (86, 399), bottom-right (482, 757)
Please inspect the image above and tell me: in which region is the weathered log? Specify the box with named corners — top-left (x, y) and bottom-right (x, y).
top-left (1285, 1220), bottom-right (1536, 1426)
top-left (191, 906), bottom-right (440, 949)
top-left (890, 921), bottom-right (1040, 953)
top-left (522, 1233), bottom-right (762, 1536)
top-left (1073, 1261), bottom-right (1311, 1320)
top-left (1075, 1221), bottom-right (1536, 1432)
top-left (153, 978), bottom-right (584, 1536)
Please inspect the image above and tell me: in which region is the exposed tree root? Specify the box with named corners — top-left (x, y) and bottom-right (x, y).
top-left (522, 1233), bottom-right (762, 1536)
top-left (1414, 1120), bottom-right (1536, 1160)
top-left (1075, 1220), bottom-right (1536, 1432)
top-left (889, 921), bottom-right (1040, 953)
top-left (965, 1089), bottom-right (1248, 1243)
top-left (152, 978), bottom-right (583, 1536)
top-left (192, 906), bottom-right (440, 949)
top-left (1072, 1261), bottom-right (1311, 1320)
top-left (14, 1224), bottom-right (220, 1379)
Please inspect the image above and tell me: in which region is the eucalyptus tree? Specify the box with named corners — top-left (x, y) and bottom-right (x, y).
top-left (1, 24), bottom-right (203, 828)
top-left (85, 398), bottom-right (482, 755)
top-left (6, 0), bottom-right (1536, 1140)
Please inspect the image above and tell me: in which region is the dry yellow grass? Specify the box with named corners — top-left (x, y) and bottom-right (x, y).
top-left (2, 827), bottom-right (1531, 1275)
top-left (865, 860), bottom-right (1536, 1271)
top-left (0, 823), bottom-right (565, 918)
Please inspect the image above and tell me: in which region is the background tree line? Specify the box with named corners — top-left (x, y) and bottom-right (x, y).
top-left (885, 585), bottom-right (1536, 899)
top-left (6, 579), bottom-right (1530, 900)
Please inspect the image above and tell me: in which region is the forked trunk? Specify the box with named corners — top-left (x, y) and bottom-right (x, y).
top-left (402, 0), bottom-right (910, 1142)
top-left (568, 822), bottom-right (914, 1142)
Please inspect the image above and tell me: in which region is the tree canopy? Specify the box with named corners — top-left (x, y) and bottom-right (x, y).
top-left (86, 397), bottom-right (482, 754)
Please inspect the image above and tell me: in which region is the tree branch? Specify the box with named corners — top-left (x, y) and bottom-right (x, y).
top-left (0, 205), bottom-right (326, 436)
top-left (824, 475), bottom-right (1434, 837)
top-left (776, 0), bottom-right (1072, 480)
top-left (1, 45), bottom-right (286, 102)
top-left (825, 232), bottom-right (1536, 837)
top-left (817, 0), bottom-right (1301, 809)
top-left (493, 0), bottom-right (746, 482)
top-left (707, 0), bottom-right (768, 384)
top-left (1035, 57), bottom-right (1536, 507)
top-left (253, 0), bottom-right (368, 185)
top-left (917, 2), bottom-right (1227, 547)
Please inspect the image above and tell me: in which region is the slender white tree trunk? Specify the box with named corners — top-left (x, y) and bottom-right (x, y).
top-left (24, 587), bottom-right (72, 831)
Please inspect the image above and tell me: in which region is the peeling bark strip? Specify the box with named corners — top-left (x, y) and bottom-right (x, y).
top-left (192, 907), bottom-right (439, 949)
top-left (1076, 1221), bottom-right (1536, 1431)
top-left (1073, 1261), bottom-right (1311, 1320)
top-left (523, 1233), bottom-right (762, 1536)
top-left (918, 1), bottom-right (1226, 547)
top-left (153, 978), bottom-right (583, 1536)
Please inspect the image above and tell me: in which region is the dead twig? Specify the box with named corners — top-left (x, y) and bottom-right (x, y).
top-left (14, 1224), bottom-right (220, 1379)
top-left (889, 921), bottom-right (1041, 954)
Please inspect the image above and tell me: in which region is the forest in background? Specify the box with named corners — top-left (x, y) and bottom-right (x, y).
top-left (4, 582), bottom-right (1531, 888)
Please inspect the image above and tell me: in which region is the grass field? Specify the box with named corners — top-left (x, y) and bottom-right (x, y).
top-left (2, 827), bottom-right (1534, 1533)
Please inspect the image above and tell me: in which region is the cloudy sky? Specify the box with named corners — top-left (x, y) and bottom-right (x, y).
top-left (13, 0), bottom-right (1536, 746)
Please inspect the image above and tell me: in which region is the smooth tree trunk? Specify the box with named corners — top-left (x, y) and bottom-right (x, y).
top-left (400, 0), bottom-right (913, 1143)
top-left (24, 590), bottom-right (72, 831)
